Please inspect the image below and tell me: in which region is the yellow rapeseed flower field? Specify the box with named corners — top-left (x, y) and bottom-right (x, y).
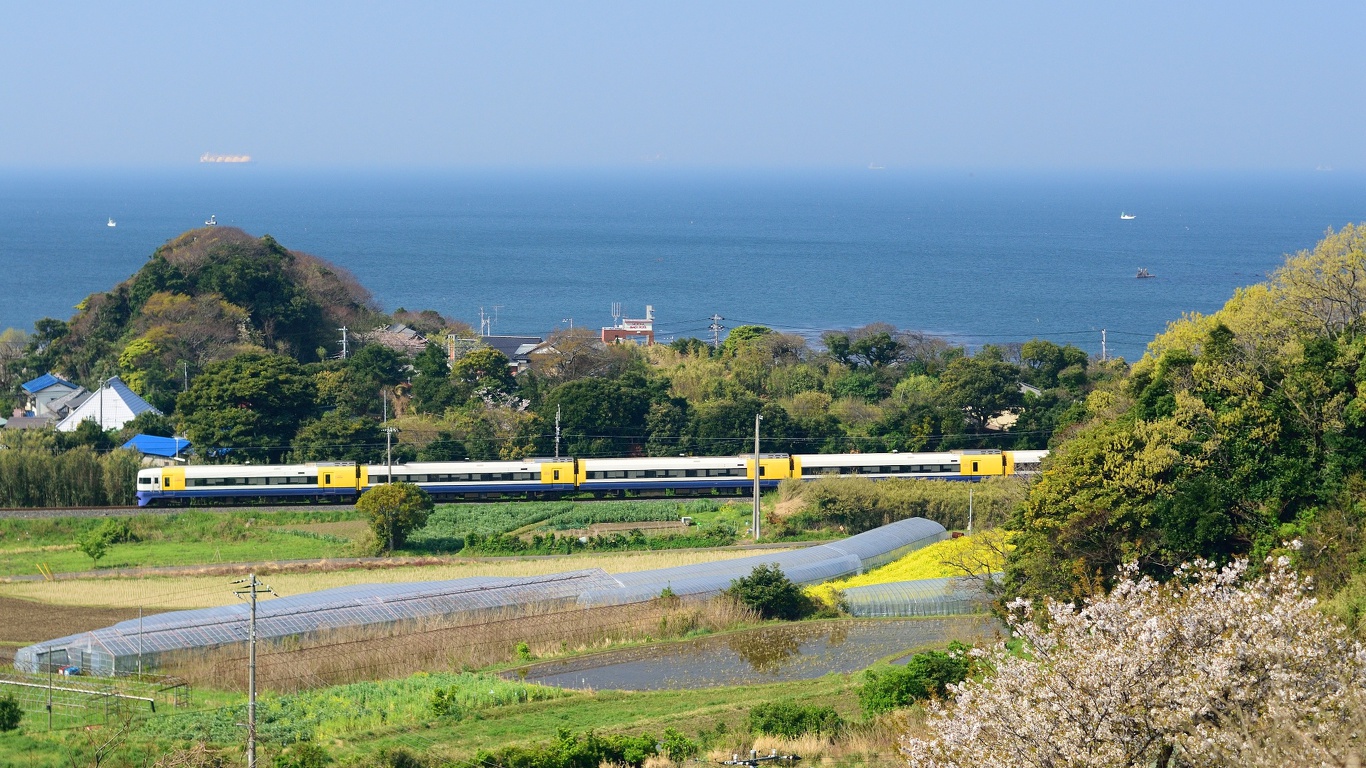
top-left (807, 530), bottom-right (1010, 606)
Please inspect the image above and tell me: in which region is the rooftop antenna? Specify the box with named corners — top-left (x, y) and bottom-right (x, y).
top-left (492, 305), bottom-right (503, 335)
top-left (611, 302), bottom-right (623, 328)
top-left (479, 307), bottom-right (489, 337)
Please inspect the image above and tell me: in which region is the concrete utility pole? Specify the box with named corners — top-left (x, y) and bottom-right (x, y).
top-left (338, 327), bottom-right (349, 360)
top-left (967, 486), bottom-right (974, 534)
top-left (554, 404), bottom-right (562, 460)
top-left (753, 413), bottom-right (763, 541)
top-left (233, 574), bottom-right (275, 768)
top-left (1101, 329), bottom-right (1108, 362)
top-left (382, 391), bottom-right (394, 483)
top-left (709, 315), bottom-right (725, 351)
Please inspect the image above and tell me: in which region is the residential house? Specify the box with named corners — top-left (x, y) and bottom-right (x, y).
top-left (56, 377), bottom-right (161, 432)
top-left (20, 372), bottom-right (80, 417)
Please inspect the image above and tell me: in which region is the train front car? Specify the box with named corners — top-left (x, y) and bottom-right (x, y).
top-left (359, 459), bottom-right (574, 501)
top-left (146, 464), bottom-right (359, 505)
top-left (135, 467), bottom-right (166, 506)
top-left (576, 455), bottom-right (791, 497)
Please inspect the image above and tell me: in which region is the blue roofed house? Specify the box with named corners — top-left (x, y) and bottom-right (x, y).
top-left (20, 372), bottom-right (82, 418)
top-left (55, 376), bottom-right (161, 432)
top-left (121, 434), bottom-right (191, 464)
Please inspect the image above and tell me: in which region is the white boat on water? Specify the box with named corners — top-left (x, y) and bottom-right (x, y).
top-left (1120, 212), bottom-right (1136, 220)
top-left (107, 217), bottom-right (116, 228)
top-left (205, 214), bottom-right (216, 226)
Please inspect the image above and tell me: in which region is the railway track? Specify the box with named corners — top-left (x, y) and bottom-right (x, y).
top-left (0, 504), bottom-right (358, 520)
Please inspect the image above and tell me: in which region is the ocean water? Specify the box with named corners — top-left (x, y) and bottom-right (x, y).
top-left (1, 169), bottom-right (1363, 361)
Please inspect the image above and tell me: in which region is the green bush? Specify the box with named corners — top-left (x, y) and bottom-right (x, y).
top-left (661, 727), bottom-right (700, 762)
top-left (0, 693), bottom-right (21, 732)
top-left (476, 728), bottom-right (658, 768)
top-left (858, 643), bottom-right (972, 716)
top-left (357, 482), bottom-right (434, 550)
top-left (724, 564), bottom-right (817, 621)
top-left (274, 741), bottom-right (330, 768)
top-left (748, 699), bottom-right (843, 739)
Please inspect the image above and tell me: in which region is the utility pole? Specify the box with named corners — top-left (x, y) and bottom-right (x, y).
top-left (46, 645), bottom-right (52, 730)
top-left (382, 389), bottom-right (397, 552)
top-left (382, 391), bottom-right (394, 483)
top-left (181, 361), bottom-right (189, 392)
top-left (1101, 329), bottom-right (1107, 362)
top-left (753, 413), bottom-right (763, 541)
top-left (967, 486), bottom-right (974, 534)
top-left (709, 314), bottom-right (725, 351)
top-left (98, 378), bottom-right (106, 430)
top-left (233, 574), bottom-right (275, 768)
top-left (138, 607), bottom-right (144, 677)
top-left (554, 404), bottom-right (562, 460)
top-left (338, 327), bottom-right (349, 360)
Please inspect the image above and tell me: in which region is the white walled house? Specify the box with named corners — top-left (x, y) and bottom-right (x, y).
top-left (56, 377), bottom-right (161, 432)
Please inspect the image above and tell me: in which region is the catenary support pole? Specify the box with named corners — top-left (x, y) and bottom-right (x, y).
top-left (753, 414), bottom-right (762, 541)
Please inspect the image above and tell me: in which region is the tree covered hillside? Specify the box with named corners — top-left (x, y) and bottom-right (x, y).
top-left (18, 227), bottom-right (383, 411)
top-left (1008, 224), bottom-right (1366, 619)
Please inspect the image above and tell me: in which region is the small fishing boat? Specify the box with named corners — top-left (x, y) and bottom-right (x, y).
top-left (107, 217), bottom-right (116, 228)
top-left (1120, 212), bottom-right (1136, 220)
top-left (1136, 268), bottom-right (1155, 279)
top-left (205, 214), bottom-right (216, 226)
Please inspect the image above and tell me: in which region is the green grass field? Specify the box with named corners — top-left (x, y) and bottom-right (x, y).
top-left (0, 498), bottom-right (799, 578)
top-left (0, 670), bottom-right (872, 768)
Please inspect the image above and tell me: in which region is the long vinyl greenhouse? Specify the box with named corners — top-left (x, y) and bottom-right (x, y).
top-left (15, 516), bottom-right (988, 677)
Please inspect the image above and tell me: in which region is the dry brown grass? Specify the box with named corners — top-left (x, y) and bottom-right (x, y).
top-left (162, 596), bottom-right (759, 693)
top-left (0, 548), bottom-right (767, 610)
top-left (270, 520), bottom-right (371, 538)
top-left (719, 713), bottom-right (910, 767)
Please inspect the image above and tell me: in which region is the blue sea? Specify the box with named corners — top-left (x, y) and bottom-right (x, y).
top-left (2, 169), bottom-right (1363, 361)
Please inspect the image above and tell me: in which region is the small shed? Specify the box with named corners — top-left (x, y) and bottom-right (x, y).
top-left (121, 434), bottom-right (191, 461)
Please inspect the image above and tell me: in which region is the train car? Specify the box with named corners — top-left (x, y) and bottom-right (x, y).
top-left (136, 462), bottom-right (363, 506)
top-left (362, 459), bottom-right (576, 501)
top-left (575, 454), bottom-right (793, 496)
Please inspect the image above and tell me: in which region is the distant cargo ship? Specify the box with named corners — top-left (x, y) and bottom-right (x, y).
top-left (200, 153), bottom-right (252, 163)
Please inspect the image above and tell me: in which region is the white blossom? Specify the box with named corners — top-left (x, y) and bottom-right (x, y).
top-left (902, 550), bottom-right (1366, 767)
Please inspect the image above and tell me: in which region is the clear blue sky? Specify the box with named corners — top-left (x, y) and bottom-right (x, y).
top-left (3, 2), bottom-right (1362, 171)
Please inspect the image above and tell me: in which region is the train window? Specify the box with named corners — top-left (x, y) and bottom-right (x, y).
top-left (972, 462), bottom-right (979, 472)
top-left (248, 477), bottom-right (268, 485)
top-left (553, 470), bottom-right (560, 480)
top-left (323, 474), bottom-right (332, 484)
top-left (685, 469), bottom-right (699, 477)
top-left (514, 472), bottom-right (534, 481)
top-left (408, 475), bottom-right (428, 483)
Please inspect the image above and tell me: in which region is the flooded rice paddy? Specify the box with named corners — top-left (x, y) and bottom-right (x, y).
top-left (508, 617), bottom-right (1002, 690)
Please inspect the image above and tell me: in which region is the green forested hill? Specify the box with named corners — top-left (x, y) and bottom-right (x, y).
top-left (1008, 224), bottom-right (1366, 617)
top-left (19, 227), bottom-right (383, 411)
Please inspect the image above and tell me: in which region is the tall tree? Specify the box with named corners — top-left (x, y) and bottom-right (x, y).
top-left (176, 353), bottom-right (317, 461)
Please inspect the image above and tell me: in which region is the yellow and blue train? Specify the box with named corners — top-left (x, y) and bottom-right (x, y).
top-left (134, 449), bottom-right (1047, 507)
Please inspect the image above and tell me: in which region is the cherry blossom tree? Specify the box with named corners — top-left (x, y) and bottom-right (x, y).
top-left (902, 549), bottom-right (1366, 768)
